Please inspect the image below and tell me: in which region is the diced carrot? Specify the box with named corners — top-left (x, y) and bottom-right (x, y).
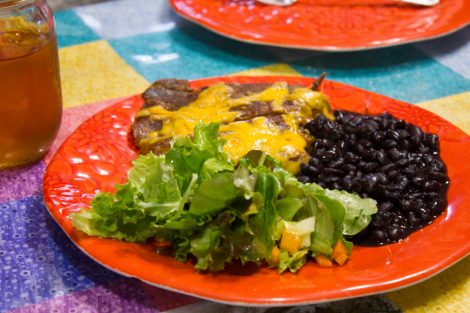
top-left (280, 229), bottom-right (302, 254)
top-left (315, 254), bottom-right (333, 267)
top-left (330, 240), bottom-right (349, 265)
top-left (331, 240), bottom-right (348, 260)
top-left (334, 253), bottom-right (349, 266)
top-left (271, 246), bottom-right (280, 265)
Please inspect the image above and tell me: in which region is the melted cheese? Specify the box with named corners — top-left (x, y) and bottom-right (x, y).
top-left (137, 82), bottom-right (332, 173)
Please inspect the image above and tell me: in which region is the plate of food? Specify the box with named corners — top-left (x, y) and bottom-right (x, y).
top-left (43, 75), bottom-right (470, 305)
top-left (169, 0), bottom-right (470, 51)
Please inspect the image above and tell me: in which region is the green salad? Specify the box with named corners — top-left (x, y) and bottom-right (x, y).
top-left (71, 123), bottom-right (377, 273)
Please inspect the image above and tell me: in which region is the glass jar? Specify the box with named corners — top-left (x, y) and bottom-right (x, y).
top-left (0, 0), bottom-right (62, 169)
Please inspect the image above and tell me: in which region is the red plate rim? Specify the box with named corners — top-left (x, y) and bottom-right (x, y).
top-left (43, 76), bottom-right (470, 306)
top-left (169, 0), bottom-right (470, 51)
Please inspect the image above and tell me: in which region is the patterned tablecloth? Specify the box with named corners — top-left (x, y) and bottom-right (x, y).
top-left (1, 0), bottom-right (469, 312)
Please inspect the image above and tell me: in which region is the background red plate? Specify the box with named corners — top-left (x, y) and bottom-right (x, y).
top-left (43, 76), bottom-right (470, 306)
top-left (169, 0), bottom-right (470, 51)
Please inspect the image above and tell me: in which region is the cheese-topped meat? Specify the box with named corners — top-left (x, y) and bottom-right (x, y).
top-left (132, 79), bottom-right (332, 173)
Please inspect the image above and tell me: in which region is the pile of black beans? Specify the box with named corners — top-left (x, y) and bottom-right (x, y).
top-left (298, 110), bottom-right (450, 245)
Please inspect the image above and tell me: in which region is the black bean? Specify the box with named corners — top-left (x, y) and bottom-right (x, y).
top-left (419, 146), bottom-right (431, 154)
top-left (301, 164), bottom-right (320, 176)
top-left (337, 140), bottom-right (347, 151)
top-left (423, 154), bottom-right (434, 164)
top-left (334, 110), bottom-right (345, 121)
top-left (436, 198), bottom-right (448, 211)
top-left (317, 174), bottom-right (327, 182)
top-left (387, 130), bottom-right (400, 141)
top-left (331, 182), bottom-right (342, 190)
top-left (372, 213), bottom-right (386, 227)
top-left (383, 140), bottom-right (397, 149)
top-left (344, 152), bottom-right (360, 164)
top-left (408, 124), bottom-right (423, 142)
top-left (384, 190), bottom-right (400, 200)
top-left (400, 198), bottom-right (417, 212)
top-left (394, 119), bottom-right (407, 130)
top-left (319, 149), bottom-right (337, 162)
top-left (358, 139), bottom-right (373, 148)
top-left (388, 227), bottom-right (403, 241)
top-left (419, 208), bottom-right (432, 222)
top-left (364, 162), bottom-right (379, 172)
top-left (423, 192), bottom-right (439, 200)
top-left (324, 167), bottom-right (345, 176)
top-left (320, 139), bottom-right (334, 148)
top-left (375, 173), bottom-right (389, 185)
top-left (429, 199), bottom-right (444, 214)
top-left (371, 230), bottom-right (387, 242)
top-left (412, 175), bottom-right (425, 187)
top-left (342, 177), bottom-right (353, 190)
top-left (317, 182), bottom-right (327, 188)
top-left (325, 159), bottom-right (342, 169)
top-left (379, 163), bottom-right (397, 173)
top-left (392, 215), bottom-right (405, 225)
top-left (429, 160), bottom-right (445, 172)
top-left (372, 131), bottom-right (386, 143)
top-left (387, 169), bottom-right (399, 180)
top-left (342, 163), bottom-right (357, 173)
top-left (387, 148), bottom-right (405, 161)
top-left (378, 201), bottom-right (394, 212)
top-left (324, 176), bottom-right (340, 183)
top-left (375, 151), bottom-right (387, 164)
top-left (396, 158), bottom-right (409, 167)
top-left (344, 124), bottom-right (356, 134)
top-left (347, 132), bottom-right (357, 142)
top-left (397, 175), bottom-right (409, 188)
top-left (363, 179), bottom-right (377, 193)
top-left (403, 164), bottom-right (417, 176)
top-left (358, 160), bottom-right (368, 170)
top-left (408, 153), bottom-right (423, 163)
top-left (382, 118), bottom-right (393, 129)
top-left (399, 139), bottom-right (411, 151)
top-left (356, 144), bottom-right (366, 155)
top-left (397, 129), bottom-right (409, 140)
top-left (330, 128), bottom-right (344, 141)
top-left (351, 177), bottom-right (363, 193)
top-left (425, 134), bottom-right (439, 150)
top-left (308, 157), bottom-right (323, 168)
top-left (424, 180), bottom-right (439, 192)
top-left (297, 175), bottom-right (310, 183)
top-left (407, 212), bottom-right (421, 226)
top-left (387, 184), bottom-right (403, 193)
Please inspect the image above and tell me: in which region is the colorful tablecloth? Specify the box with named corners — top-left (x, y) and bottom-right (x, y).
top-left (1, 0), bottom-right (469, 312)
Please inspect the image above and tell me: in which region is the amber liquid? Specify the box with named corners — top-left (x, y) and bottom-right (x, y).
top-left (0, 27), bottom-right (62, 169)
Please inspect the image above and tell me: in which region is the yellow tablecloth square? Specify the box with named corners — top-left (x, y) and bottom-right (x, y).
top-left (59, 40), bottom-right (149, 108)
top-left (417, 92), bottom-right (470, 135)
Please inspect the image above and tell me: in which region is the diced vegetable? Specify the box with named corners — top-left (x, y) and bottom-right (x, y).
top-left (332, 239), bottom-right (349, 265)
top-left (280, 228), bottom-right (302, 254)
top-left (315, 254), bottom-right (333, 267)
top-left (271, 246), bottom-right (280, 265)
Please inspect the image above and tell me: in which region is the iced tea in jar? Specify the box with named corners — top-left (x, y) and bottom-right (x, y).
top-left (0, 0), bottom-right (62, 169)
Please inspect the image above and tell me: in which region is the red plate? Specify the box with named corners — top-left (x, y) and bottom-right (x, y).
top-left (169, 0), bottom-right (470, 51)
top-left (43, 76), bottom-right (470, 305)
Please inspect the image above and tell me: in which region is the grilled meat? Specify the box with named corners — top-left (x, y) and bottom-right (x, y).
top-left (132, 79), bottom-right (332, 172)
